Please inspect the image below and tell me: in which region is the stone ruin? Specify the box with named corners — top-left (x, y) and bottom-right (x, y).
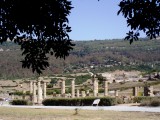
top-left (4, 75), bottom-right (155, 105)
top-left (28, 76), bottom-right (155, 104)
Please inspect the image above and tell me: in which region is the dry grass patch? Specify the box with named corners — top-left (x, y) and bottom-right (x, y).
top-left (0, 107), bottom-right (160, 120)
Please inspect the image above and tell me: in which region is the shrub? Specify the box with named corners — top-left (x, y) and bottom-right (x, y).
top-left (150, 98), bottom-right (160, 107)
top-left (140, 100), bottom-right (150, 106)
top-left (133, 96), bottom-right (152, 103)
top-left (25, 91), bottom-right (31, 95)
top-left (13, 91), bottom-right (25, 96)
top-left (46, 89), bottom-right (54, 95)
top-left (47, 84), bottom-right (53, 88)
top-left (42, 97), bottom-right (116, 106)
top-left (10, 99), bottom-right (28, 105)
top-left (98, 89), bottom-right (104, 93)
top-left (138, 92), bottom-right (143, 97)
top-left (115, 97), bottom-right (123, 104)
top-left (134, 97), bottom-right (160, 107)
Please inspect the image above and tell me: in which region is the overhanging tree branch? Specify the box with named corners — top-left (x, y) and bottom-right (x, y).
top-left (0, 0), bottom-right (75, 74)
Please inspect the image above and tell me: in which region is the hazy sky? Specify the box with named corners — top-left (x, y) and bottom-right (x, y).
top-left (68, 0), bottom-right (145, 41)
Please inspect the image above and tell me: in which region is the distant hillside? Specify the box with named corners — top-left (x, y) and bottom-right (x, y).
top-left (0, 39), bottom-right (160, 79)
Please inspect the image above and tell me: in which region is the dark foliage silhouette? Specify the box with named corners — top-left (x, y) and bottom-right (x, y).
top-left (1, 0), bottom-right (160, 74)
top-left (118, 0), bottom-right (160, 44)
top-left (0, 0), bottom-right (74, 74)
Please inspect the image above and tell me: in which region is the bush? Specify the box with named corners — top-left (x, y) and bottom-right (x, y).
top-left (10, 99), bottom-right (28, 105)
top-left (134, 97), bottom-right (160, 107)
top-left (42, 97), bottom-right (116, 106)
top-left (47, 84), bottom-right (53, 88)
top-left (150, 98), bottom-right (160, 107)
top-left (140, 100), bottom-right (150, 106)
top-left (115, 97), bottom-right (123, 104)
top-left (25, 91), bottom-right (31, 95)
top-left (133, 96), bottom-right (152, 103)
top-left (47, 89), bottom-right (61, 95)
top-left (140, 98), bottom-right (160, 107)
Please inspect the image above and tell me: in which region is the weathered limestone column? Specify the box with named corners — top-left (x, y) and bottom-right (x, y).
top-left (71, 79), bottom-right (75, 98)
top-left (144, 86), bottom-right (148, 96)
top-left (81, 91), bottom-right (86, 97)
top-left (61, 79), bottom-right (65, 97)
top-left (30, 81), bottom-right (33, 94)
top-left (86, 90), bottom-right (90, 96)
top-left (43, 81), bottom-right (47, 99)
top-left (148, 86), bottom-right (154, 96)
top-left (22, 90), bottom-right (26, 100)
top-left (144, 86), bottom-right (154, 96)
top-left (133, 87), bottom-right (138, 96)
top-left (96, 79), bottom-right (99, 96)
top-left (76, 89), bottom-right (80, 98)
top-left (37, 77), bottom-right (43, 104)
top-left (93, 77), bottom-right (98, 97)
top-left (115, 90), bottom-right (118, 97)
top-left (11, 94), bottom-right (15, 100)
top-left (39, 87), bottom-right (43, 101)
top-left (104, 79), bottom-right (109, 96)
top-left (33, 82), bottom-right (37, 103)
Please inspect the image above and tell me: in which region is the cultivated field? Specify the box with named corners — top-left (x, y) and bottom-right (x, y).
top-left (0, 107), bottom-right (160, 120)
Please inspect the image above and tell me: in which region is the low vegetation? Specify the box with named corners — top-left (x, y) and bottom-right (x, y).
top-left (10, 99), bottom-right (28, 105)
top-left (133, 96), bottom-right (160, 107)
top-left (140, 98), bottom-right (160, 107)
top-left (42, 97), bottom-right (117, 106)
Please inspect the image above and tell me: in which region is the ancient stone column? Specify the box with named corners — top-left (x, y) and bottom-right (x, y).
top-left (144, 86), bottom-right (148, 96)
top-left (93, 78), bottom-right (98, 97)
top-left (81, 91), bottom-right (86, 97)
top-left (39, 87), bottom-right (43, 101)
top-left (33, 82), bottom-right (37, 103)
top-left (144, 86), bottom-right (154, 96)
top-left (71, 79), bottom-right (75, 98)
top-left (86, 90), bottom-right (90, 96)
top-left (96, 79), bottom-right (99, 96)
top-left (61, 79), bottom-right (65, 97)
top-left (43, 82), bottom-right (47, 99)
top-left (133, 87), bottom-right (138, 96)
top-left (11, 94), bottom-right (15, 100)
top-left (37, 77), bottom-right (43, 104)
top-left (104, 79), bottom-right (109, 96)
top-left (22, 90), bottom-right (26, 100)
top-left (147, 86), bottom-right (154, 96)
top-left (29, 81), bottom-right (33, 94)
top-left (76, 89), bottom-right (80, 98)
top-left (115, 90), bottom-right (118, 97)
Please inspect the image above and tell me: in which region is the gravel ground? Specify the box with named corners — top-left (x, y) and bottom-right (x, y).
top-left (1, 104), bottom-right (160, 113)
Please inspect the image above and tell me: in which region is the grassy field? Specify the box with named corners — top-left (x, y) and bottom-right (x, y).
top-left (0, 107), bottom-right (160, 120)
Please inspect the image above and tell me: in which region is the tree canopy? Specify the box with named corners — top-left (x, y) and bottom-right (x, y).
top-left (0, 0), bottom-right (160, 74)
top-left (0, 0), bottom-right (74, 74)
top-left (118, 0), bottom-right (160, 44)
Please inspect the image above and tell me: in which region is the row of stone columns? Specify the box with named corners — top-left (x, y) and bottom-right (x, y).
top-left (30, 77), bottom-right (154, 101)
top-left (60, 77), bottom-right (109, 98)
top-left (30, 77), bottom-right (47, 104)
top-left (60, 77), bottom-right (154, 98)
top-left (132, 86), bottom-right (154, 97)
top-left (133, 87), bottom-right (138, 96)
top-left (60, 78), bottom-right (76, 98)
top-left (92, 77), bottom-right (109, 97)
top-left (144, 86), bottom-right (154, 96)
